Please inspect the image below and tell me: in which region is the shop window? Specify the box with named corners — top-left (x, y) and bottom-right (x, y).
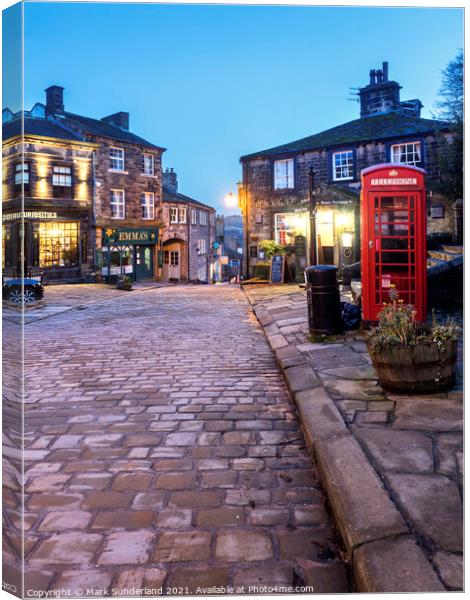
top-left (101, 244), bottom-right (133, 276)
top-left (274, 158), bottom-right (294, 190)
top-left (391, 142), bottom-right (421, 166)
top-left (38, 222), bottom-right (79, 268)
top-left (332, 151), bottom-right (354, 181)
top-left (274, 212), bottom-right (308, 246)
top-left (52, 165), bottom-right (72, 198)
top-left (143, 153), bottom-right (154, 175)
top-left (141, 192), bottom-right (155, 220)
top-left (179, 207), bottom-right (187, 223)
top-left (14, 162), bottom-right (30, 195)
top-left (111, 189), bottom-right (125, 219)
top-left (110, 147), bottom-right (125, 171)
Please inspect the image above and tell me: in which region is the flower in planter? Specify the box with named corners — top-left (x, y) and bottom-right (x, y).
top-left (368, 288), bottom-right (459, 354)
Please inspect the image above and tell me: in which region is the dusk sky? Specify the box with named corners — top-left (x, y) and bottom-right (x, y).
top-left (15, 2), bottom-right (465, 213)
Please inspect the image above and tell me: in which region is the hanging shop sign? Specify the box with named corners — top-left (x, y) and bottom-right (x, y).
top-left (102, 227), bottom-right (159, 245)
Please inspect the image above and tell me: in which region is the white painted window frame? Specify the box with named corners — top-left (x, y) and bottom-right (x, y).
top-left (391, 141), bottom-right (421, 166)
top-left (141, 192), bottom-right (155, 220)
top-left (109, 147), bottom-right (125, 171)
top-left (110, 189), bottom-right (125, 219)
top-left (332, 150), bottom-right (354, 181)
top-left (143, 153), bottom-right (154, 175)
top-left (274, 158), bottom-right (294, 190)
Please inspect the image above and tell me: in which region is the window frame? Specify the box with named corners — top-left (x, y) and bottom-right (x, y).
top-left (390, 141), bottom-right (422, 166)
top-left (191, 209), bottom-right (198, 225)
top-left (170, 207), bottom-right (179, 224)
top-left (110, 189), bottom-right (125, 219)
top-left (14, 161), bottom-right (30, 194)
top-left (109, 147), bottom-right (125, 171)
top-left (197, 238), bottom-right (207, 255)
top-left (332, 150), bottom-right (355, 181)
top-left (199, 210), bottom-right (208, 226)
top-left (142, 153), bottom-right (154, 176)
top-left (273, 158), bottom-right (295, 190)
top-left (179, 207), bottom-right (187, 223)
top-left (141, 192), bottom-right (155, 220)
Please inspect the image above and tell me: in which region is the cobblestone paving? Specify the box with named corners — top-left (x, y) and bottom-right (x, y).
top-left (245, 284), bottom-right (463, 591)
top-left (4, 284), bottom-right (349, 596)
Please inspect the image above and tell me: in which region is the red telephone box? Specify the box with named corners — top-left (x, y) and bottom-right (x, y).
top-left (361, 164), bottom-right (427, 322)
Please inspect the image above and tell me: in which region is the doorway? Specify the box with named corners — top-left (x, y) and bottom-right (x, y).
top-left (163, 245), bottom-right (181, 280)
top-left (135, 245), bottom-right (154, 280)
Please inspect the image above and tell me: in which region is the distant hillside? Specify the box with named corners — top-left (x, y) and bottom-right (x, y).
top-left (224, 215), bottom-right (242, 230)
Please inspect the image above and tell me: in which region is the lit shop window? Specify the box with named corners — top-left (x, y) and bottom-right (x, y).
top-left (332, 151), bottom-right (354, 180)
top-left (274, 158), bottom-right (294, 190)
top-left (38, 222), bottom-right (78, 268)
top-left (274, 212), bottom-right (308, 246)
top-left (391, 142), bottom-right (421, 166)
top-left (110, 147), bottom-right (125, 171)
top-left (143, 153), bottom-right (154, 175)
top-left (141, 192), bottom-right (155, 220)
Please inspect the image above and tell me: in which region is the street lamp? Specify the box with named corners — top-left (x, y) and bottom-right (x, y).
top-left (308, 166), bottom-right (317, 266)
top-left (225, 192), bottom-right (237, 209)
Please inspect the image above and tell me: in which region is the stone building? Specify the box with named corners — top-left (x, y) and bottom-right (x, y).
top-left (161, 168), bottom-right (216, 282)
top-left (2, 85), bottom-right (165, 282)
top-left (239, 62), bottom-right (455, 278)
top-left (2, 102), bottom-right (97, 282)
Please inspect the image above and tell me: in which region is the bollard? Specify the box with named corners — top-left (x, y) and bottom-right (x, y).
top-left (305, 265), bottom-right (342, 335)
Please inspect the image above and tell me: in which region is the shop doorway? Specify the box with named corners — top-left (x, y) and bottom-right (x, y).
top-left (135, 245), bottom-right (154, 280)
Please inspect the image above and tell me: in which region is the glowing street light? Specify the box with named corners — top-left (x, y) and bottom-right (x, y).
top-left (225, 192), bottom-right (237, 208)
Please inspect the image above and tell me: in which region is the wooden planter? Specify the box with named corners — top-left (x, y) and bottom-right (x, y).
top-left (368, 339), bottom-right (458, 393)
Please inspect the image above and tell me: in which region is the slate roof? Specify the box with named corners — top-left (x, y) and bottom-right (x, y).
top-left (2, 116), bottom-right (85, 142)
top-left (63, 112), bottom-right (165, 150)
top-left (240, 113), bottom-right (451, 160)
top-left (3, 112), bottom-right (164, 150)
top-left (163, 188), bottom-right (215, 212)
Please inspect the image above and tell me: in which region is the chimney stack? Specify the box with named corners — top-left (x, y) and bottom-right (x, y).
top-left (45, 85), bottom-right (64, 115)
top-left (101, 111), bottom-right (129, 130)
top-left (162, 168), bottom-right (178, 194)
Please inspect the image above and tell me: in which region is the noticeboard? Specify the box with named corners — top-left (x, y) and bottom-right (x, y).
top-left (270, 254), bottom-right (285, 284)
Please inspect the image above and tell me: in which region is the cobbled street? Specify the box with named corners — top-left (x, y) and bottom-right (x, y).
top-left (14, 284), bottom-right (348, 595)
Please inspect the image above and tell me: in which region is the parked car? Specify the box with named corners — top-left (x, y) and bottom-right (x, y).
top-left (2, 275), bottom-right (44, 304)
